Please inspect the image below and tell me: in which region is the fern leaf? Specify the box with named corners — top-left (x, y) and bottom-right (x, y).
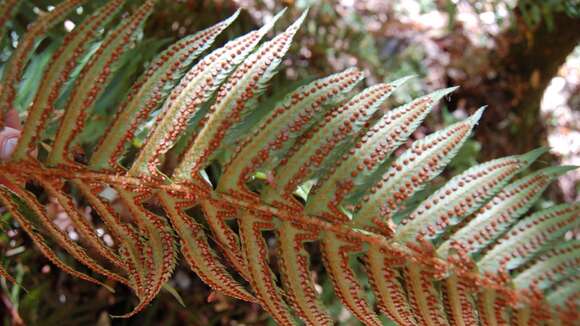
top-left (404, 262), bottom-right (450, 326)
top-left (73, 180), bottom-right (148, 296)
top-left (545, 277), bottom-right (579, 323)
top-left (217, 68), bottom-right (363, 195)
top-left (0, 0), bottom-right (86, 127)
top-left (89, 10), bottom-right (240, 170)
top-left (262, 82), bottom-right (404, 211)
top-left (113, 188), bottom-right (176, 317)
top-left (476, 287), bottom-right (509, 326)
top-left (198, 199), bottom-right (251, 281)
top-left (277, 220), bottom-right (333, 325)
top-left (158, 193), bottom-right (256, 302)
top-left (365, 244), bottom-right (419, 325)
top-left (1, 173), bottom-right (128, 284)
top-left (239, 211), bottom-right (298, 325)
top-left (47, 0), bottom-right (156, 166)
top-left (439, 165), bottom-right (576, 257)
top-left (0, 187), bottom-right (114, 291)
top-left (12, 0), bottom-right (126, 160)
top-left (396, 147), bottom-right (547, 243)
top-left (306, 86), bottom-right (455, 223)
top-left (513, 241), bottom-right (579, 292)
top-left (441, 273), bottom-right (478, 326)
top-left (478, 203), bottom-right (580, 273)
top-left (131, 10), bottom-right (286, 178)
top-left (172, 11), bottom-right (306, 180)
top-left (36, 176), bottom-right (125, 269)
top-left (353, 108), bottom-right (484, 236)
top-left (1, 4), bottom-right (578, 324)
top-left (320, 232), bottom-right (383, 326)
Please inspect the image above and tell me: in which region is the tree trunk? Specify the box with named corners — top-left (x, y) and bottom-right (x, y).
top-left (447, 7), bottom-right (580, 161)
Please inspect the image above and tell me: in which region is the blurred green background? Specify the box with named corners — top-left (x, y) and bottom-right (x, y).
top-left (1, 0), bottom-right (578, 325)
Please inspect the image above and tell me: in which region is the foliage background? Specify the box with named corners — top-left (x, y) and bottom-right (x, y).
top-left (1, 0), bottom-right (578, 324)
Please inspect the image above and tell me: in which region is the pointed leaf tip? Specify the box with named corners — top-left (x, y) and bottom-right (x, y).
top-left (284, 9), bottom-right (308, 35)
top-left (225, 8), bottom-right (241, 25)
top-left (521, 147), bottom-right (549, 164)
top-left (536, 165), bottom-right (578, 179)
top-left (389, 75), bottom-right (416, 88)
top-left (469, 106), bottom-right (486, 125)
top-left (260, 8), bottom-right (287, 34)
top-left (430, 86), bottom-right (459, 103)
top-left (297, 8), bottom-right (309, 22)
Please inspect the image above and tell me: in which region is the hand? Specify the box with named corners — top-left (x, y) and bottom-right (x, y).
top-left (0, 109), bottom-right (21, 161)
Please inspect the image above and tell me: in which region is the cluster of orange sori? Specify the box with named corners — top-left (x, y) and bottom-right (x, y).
top-left (270, 82), bottom-right (399, 216)
top-left (174, 13), bottom-right (306, 182)
top-left (277, 220), bottom-right (332, 325)
top-left (130, 12), bottom-right (278, 179)
top-left (48, 0), bottom-right (156, 166)
top-left (91, 10), bottom-right (240, 171)
top-left (400, 157), bottom-right (523, 237)
top-left (307, 86), bottom-right (439, 228)
top-left (220, 68), bottom-right (363, 196)
top-left (450, 167), bottom-right (564, 256)
top-left (366, 246), bottom-right (417, 325)
top-left (13, 0), bottom-right (124, 160)
top-left (0, 0), bottom-right (86, 128)
top-left (492, 204), bottom-right (578, 271)
top-left (354, 110), bottom-right (481, 232)
top-left (405, 262), bottom-right (450, 325)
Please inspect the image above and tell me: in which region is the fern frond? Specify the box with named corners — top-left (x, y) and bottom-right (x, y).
top-left (47, 0), bottom-right (156, 166)
top-left (89, 9), bottom-right (241, 171)
top-left (0, 0), bottom-right (86, 127)
top-left (131, 10), bottom-right (286, 178)
top-left (0, 2), bottom-right (578, 324)
top-left (479, 203), bottom-right (580, 272)
top-left (439, 165), bottom-right (576, 258)
top-left (13, 0), bottom-right (126, 160)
